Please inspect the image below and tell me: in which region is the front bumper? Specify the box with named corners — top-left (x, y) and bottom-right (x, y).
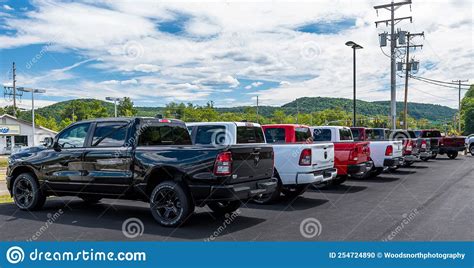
top-left (383, 157), bottom-right (403, 168)
top-left (189, 178), bottom-right (278, 203)
top-left (347, 161), bottom-right (373, 176)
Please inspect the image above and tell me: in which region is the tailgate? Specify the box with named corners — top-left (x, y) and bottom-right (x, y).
top-left (391, 141), bottom-right (403, 157)
top-left (354, 142), bottom-right (371, 163)
top-left (228, 145), bottom-right (274, 183)
top-left (311, 142), bottom-right (334, 170)
top-left (442, 137), bottom-right (465, 147)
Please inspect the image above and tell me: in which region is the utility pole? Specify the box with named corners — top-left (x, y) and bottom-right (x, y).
top-left (296, 99), bottom-right (299, 124)
top-left (12, 62), bottom-right (17, 117)
top-left (452, 79), bottom-right (469, 133)
top-left (401, 32), bottom-right (424, 129)
top-left (374, 0), bottom-right (412, 130)
top-left (256, 96), bottom-right (259, 123)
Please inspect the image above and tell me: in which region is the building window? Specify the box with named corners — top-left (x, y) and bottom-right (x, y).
top-left (14, 136), bottom-right (28, 146)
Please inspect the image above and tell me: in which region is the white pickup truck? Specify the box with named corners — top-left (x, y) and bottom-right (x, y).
top-left (187, 122), bottom-right (337, 204)
top-left (466, 134), bottom-right (474, 155)
top-left (350, 127), bottom-right (404, 177)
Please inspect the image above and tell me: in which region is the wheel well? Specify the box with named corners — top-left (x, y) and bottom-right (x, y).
top-left (144, 167), bottom-right (188, 196)
top-left (10, 166), bottom-right (37, 190)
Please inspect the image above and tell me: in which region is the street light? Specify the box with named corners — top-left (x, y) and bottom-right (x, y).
top-left (17, 87), bottom-right (46, 147)
top-left (105, 97), bottom-right (124, 117)
top-left (345, 41), bottom-right (363, 127)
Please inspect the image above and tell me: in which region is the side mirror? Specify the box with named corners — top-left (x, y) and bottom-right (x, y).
top-left (42, 137), bottom-right (54, 147)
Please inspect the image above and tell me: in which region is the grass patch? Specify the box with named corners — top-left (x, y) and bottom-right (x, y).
top-left (0, 157), bottom-right (8, 168)
top-left (0, 195), bottom-right (13, 204)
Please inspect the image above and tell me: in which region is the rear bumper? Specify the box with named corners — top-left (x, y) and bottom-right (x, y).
top-left (403, 154), bottom-right (418, 162)
top-left (383, 157), bottom-right (403, 167)
top-left (296, 168), bottom-right (337, 185)
top-left (347, 161), bottom-right (373, 176)
top-left (189, 178), bottom-right (278, 203)
top-left (419, 151), bottom-right (432, 158)
top-left (439, 146), bottom-right (465, 153)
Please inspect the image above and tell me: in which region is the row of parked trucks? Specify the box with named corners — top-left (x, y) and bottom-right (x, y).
top-left (6, 117), bottom-right (468, 226)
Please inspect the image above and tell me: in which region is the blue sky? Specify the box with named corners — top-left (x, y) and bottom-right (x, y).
top-left (0, 0), bottom-right (472, 109)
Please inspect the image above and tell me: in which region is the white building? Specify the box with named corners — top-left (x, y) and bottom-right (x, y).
top-left (0, 114), bottom-right (57, 154)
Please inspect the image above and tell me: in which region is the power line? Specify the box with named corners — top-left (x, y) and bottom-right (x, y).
top-left (410, 76), bottom-right (469, 90)
top-left (411, 75), bottom-right (471, 87)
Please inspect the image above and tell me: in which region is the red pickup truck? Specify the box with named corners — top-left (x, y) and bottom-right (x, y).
top-left (310, 126), bottom-right (372, 184)
top-left (414, 130), bottom-right (465, 159)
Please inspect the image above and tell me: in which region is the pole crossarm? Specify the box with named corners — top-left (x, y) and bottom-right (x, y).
top-left (374, 0), bottom-right (412, 10)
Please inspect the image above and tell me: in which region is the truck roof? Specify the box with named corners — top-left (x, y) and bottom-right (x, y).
top-left (71, 117), bottom-right (184, 124)
top-left (262, 124), bottom-right (309, 128)
top-left (186, 121), bottom-right (262, 127)
top-left (311, 126), bottom-right (349, 130)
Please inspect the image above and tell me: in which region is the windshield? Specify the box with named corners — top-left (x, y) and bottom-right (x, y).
top-left (312, 129), bottom-right (332, 141)
top-left (237, 126), bottom-right (265, 143)
top-left (264, 128), bottom-right (286, 143)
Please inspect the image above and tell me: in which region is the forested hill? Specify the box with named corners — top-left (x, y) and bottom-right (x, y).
top-left (217, 97), bottom-right (456, 122)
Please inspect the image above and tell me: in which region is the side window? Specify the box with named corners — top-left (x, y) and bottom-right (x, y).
top-left (138, 125), bottom-right (192, 146)
top-left (92, 122), bottom-right (128, 147)
top-left (57, 123), bottom-right (91, 148)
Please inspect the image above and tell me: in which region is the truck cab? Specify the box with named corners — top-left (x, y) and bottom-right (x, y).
top-left (350, 127), bottom-right (404, 176)
top-left (310, 126), bottom-right (372, 184)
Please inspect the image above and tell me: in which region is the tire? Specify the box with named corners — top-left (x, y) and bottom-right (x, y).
top-left (149, 181), bottom-right (194, 227)
top-left (431, 153), bottom-right (438, 159)
top-left (207, 200), bottom-right (241, 215)
top-left (447, 152), bottom-right (458, 159)
top-left (281, 185), bottom-right (307, 198)
top-left (331, 176), bottom-right (348, 185)
top-left (80, 196), bottom-right (102, 204)
top-left (420, 157), bottom-right (429, 162)
top-left (469, 145), bottom-right (474, 156)
top-left (369, 167), bottom-right (384, 178)
top-left (403, 161), bottom-right (414, 167)
top-left (12, 172), bottom-right (46, 211)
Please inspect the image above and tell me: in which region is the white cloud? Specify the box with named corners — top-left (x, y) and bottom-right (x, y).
top-left (2, 4), bottom-right (14, 11)
top-left (133, 64), bottom-right (160, 73)
top-left (0, 0), bottom-right (472, 109)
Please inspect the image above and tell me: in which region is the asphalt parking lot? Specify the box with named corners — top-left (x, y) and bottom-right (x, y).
top-left (0, 153), bottom-right (472, 241)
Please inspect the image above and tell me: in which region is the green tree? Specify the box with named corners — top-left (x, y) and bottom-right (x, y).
top-left (117, 97), bottom-right (137, 117)
top-left (35, 114), bottom-right (59, 131)
top-left (461, 85), bottom-right (474, 134)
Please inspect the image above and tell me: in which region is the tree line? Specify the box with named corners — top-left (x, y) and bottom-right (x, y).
top-left (0, 95), bottom-right (468, 134)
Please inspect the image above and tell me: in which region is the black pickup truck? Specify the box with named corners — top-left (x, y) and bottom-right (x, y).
top-left (6, 117), bottom-right (276, 227)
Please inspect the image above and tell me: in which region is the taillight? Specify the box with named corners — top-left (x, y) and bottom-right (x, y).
top-left (406, 140), bottom-right (413, 152)
top-left (385, 145), bottom-right (393, 156)
top-left (350, 146), bottom-right (359, 161)
top-left (214, 151), bottom-right (233, 176)
top-left (299, 149), bottom-right (312, 166)
top-left (421, 140), bottom-right (427, 149)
